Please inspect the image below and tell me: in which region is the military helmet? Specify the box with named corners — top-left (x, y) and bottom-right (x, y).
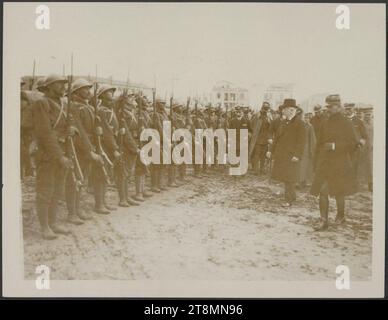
top-left (71, 78), bottom-right (92, 94)
top-left (45, 74), bottom-right (68, 87)
top-left (97, 84), bottom-right (116, 98)
top-left (36, 78), bottom-right (47, 91)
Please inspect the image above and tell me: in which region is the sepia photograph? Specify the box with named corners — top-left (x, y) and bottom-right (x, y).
top-left (2, 2), bottom-right (386, 298)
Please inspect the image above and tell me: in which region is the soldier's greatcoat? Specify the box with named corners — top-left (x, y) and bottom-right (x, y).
top-left (310, 112), bottom-right (358, 196)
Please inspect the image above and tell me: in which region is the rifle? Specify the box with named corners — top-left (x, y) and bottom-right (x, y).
top-left (169, 95), bottom-right (174, 130)
top-left (93, 68), bottom-right (113, 185)
top-left (66, 53), bottom-right (84, 191)
top-left (185, 97), bottom-right (191, 129)
top-left (152, 87), bottom-right (156, 119)
top-left (194, 99), bottom-right (198, 128)
top-left (30, 59), bottom-right (36, 90)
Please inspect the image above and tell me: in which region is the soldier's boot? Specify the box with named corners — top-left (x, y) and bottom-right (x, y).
top-left (65, 181), bottom-right (84, 225)
top-left (126, 197), bottom-right (140, 206)
top-left (151, 168), bottom-right (161, 193)
top-left (133, 176), bottom-right (145, 202)
top-left (314, 195), bottom-right (329, 231)
top-left (118, 180), bottom-right (130, 207)
top-left (158, 166), bottom-right (167, 191)
top-left (177, 165), bottom-right (185, 183)
top-left (94, 183), bottom-right (110, 215)
top-left (68, 213), bottom-right (84, 225)
top-left (168, 166), bottom-right (179, 188)
top-left (75, 192), bottom-right (92, 220)
top-left (334, 196), bottom-right (346, 225)
top-left (103, 184), bottom-right (117, 211)
top-left (48, 201), bottom-right (70, 235)
top-left (141, 176), bottom-right (153, 198)
top-left (37, 202), bottom-right (57, 240)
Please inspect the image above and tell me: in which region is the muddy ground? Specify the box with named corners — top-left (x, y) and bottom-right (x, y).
top-left (22, 168), bottom-right (372, 281)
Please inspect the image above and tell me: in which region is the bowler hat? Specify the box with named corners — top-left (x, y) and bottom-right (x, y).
top-left (281, 99), bottom-right (297, 109)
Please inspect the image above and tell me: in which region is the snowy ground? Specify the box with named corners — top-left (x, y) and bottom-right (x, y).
top-left (22, 169), bottom-right (372, 281)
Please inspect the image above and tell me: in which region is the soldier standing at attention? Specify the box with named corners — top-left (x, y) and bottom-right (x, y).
top-left (115, 91), bottom-right (141, 207)
top-left (344, 103), bottom-right (367, 186)
top-left (311, 95), bottom-right (358, 231)
top-left (69, 78), bottom-right (104, 220)
top-left (32, 75), bottom-right (73, 240)
top-left (150, 98), bottom-right (169, 192)
top-left (96, 84), bottom-right (122, 210)
top-left (133, 95), bottom-right (154, 201)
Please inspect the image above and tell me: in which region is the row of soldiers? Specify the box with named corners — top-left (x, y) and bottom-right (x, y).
top-left (21, 74), bottom-right (250, 240)
top-left (21, 74), bottom-right (373, 238)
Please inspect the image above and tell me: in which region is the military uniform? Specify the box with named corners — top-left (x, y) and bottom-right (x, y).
top-left (96, 85), bottom-right (122, 210)
top-left (115, 95), bottom-right (141, 206)
top-left (192, 109), bottom-right (208, 176)
top-left (311, 95), bottom-right (358, 231)
top-left (32, 75), bottom-right (73, 239)
top-left (67, 78), bottom-right (114, 221)
top-left (133, 96), bottom-right (153, 201)
top-left (150, 100), bottom-right (169, 192)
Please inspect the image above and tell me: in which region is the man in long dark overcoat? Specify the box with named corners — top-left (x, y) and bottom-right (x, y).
top-left (269, 99), bottom-right (306, 206)
top-left (311, 95), bottom-right (358, 231)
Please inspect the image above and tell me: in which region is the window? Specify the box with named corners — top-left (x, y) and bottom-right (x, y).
top-left (224, 93), bottom-right (228, 101)
top-left (231, 93), bottom-right (236, 101)
top-left (217, 93), bottom-right (221, 99)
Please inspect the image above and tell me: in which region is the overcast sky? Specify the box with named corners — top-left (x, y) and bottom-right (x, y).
top-left (4, 3), bottom-right (386, 107)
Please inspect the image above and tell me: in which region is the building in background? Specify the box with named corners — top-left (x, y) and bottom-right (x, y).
top-left (299, 93), bottom-right (330, 113)
top-left (263, 83), bottom-right (294, 110)
top-left (210, 80), bottom-right (249, 110)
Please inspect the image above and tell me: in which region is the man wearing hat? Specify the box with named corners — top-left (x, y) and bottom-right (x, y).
top-left (133, 94), bottom-right (154, 201)
top-left (310, 95), bottom-right (358, 231)
top-left (96, 84), bottom-right (125, 210)
top-left (192, 105), bottom-right (208, 177)
top-left (32, 74), bottom-right (74, 239)
top-left (150, 98), bottom-right (169, 192)
top-left (229, 105), bottom-right (250, 159)
top-left (36, 77), bottom-right (47, 94)
top-left (67, 78), bottom-right (107, 220)
top-left (115, 91), bottom-right (141, 207)
top-left (344, 103), bottom-right (367, 186)
top-left (249, 101), bottom-right (272, 176)
top-left (310, 104), bottom-right (326, 138)
top-left (268, 99), bottom-right (306, 207)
